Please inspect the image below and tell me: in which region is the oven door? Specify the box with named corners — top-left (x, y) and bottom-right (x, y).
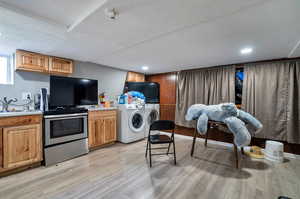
top-left (44, 113), bottom-right (88, 146)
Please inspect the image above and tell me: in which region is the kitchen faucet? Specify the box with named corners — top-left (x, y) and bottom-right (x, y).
top-left (0, 97), bottom-right (18, 112)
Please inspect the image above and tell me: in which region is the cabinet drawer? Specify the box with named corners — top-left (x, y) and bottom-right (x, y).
top-left (0, 115), bottom-right (42, 128)
top-left (89, 110), bottom-right (117, 118)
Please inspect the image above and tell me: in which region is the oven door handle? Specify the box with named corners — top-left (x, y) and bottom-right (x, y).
top-left (44, 113), bottom-right (88, 119)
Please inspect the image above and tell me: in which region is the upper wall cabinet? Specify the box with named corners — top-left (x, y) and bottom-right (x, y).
top-left (15, 50), bottom-right (73, 76)
top-left (49, 57), bottom-right (73, 75)
top-left (126, 71), bottom-right (145, 82)
top-left (16, 50), bottom-right (49, 73)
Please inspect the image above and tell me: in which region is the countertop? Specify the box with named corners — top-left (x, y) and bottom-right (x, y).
top-left (0, 107), bottom-right (118, 118)
top-left (87, 107), bottom-right (118, 111)
top-left (0, 110), bottom-right (43, 118)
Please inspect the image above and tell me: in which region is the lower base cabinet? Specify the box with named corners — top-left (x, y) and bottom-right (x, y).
top-left (3, 124), bottom-right (42, 169)
top-left (0, 115), bottom-right (43, 174)
top-left (88, 110), bottom-right (117, 148)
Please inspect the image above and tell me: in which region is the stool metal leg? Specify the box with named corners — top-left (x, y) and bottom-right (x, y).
top-left (149, 141), bottom-right (152, 167)
top-left (190, 127), bottom-right (197, 157)
top-left (145, 140), bottom-right (149, 158)
top-left (234, 144), bottom-right (239, 169)
top-left (204, 122), bottom-right (211, 147)
top-left (166, 143), bottom-right (171, 155)
top-left (173, 138), bottom-right (176, 165)
top-left (204, 130), bottom-right (209, 147)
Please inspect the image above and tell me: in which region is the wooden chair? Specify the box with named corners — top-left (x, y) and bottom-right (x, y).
top-left (190, 120), bottom-right (244, 168)
top-left (145, 120), bottom-right (176, 167)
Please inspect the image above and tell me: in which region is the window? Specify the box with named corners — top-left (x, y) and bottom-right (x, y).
top-left (0, 55), bottom-right (13, 84)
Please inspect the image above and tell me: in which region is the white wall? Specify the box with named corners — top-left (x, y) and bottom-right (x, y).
top-left (0, 61), bottom-right (127, 106)
top-left (73, 61), bottom-right (127, 98)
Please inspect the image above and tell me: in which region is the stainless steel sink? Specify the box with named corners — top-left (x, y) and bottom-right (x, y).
top-left (0, 110), bottom-right (42, 117)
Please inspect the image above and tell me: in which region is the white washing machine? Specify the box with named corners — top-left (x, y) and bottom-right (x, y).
top-left (117, 104), bottom-right (146, 143)
top-left (144, 104), bottom-right (160, 137)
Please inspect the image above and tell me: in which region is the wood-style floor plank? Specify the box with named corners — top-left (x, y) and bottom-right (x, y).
top-left (0, 136), bottom-right (299, 199)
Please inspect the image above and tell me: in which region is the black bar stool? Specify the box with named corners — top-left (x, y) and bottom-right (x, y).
top-left (145, 120), bottom-right (176, 167)
top-left (190, 120), bottom-right (244, 168)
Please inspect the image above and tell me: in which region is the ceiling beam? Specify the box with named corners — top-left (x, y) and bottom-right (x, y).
top-left (0, 1), bottom-right (67, 29)
top-left (288, 39), bottom-right (300, 58)
top-left (67, 0), bottom-right (107, 32)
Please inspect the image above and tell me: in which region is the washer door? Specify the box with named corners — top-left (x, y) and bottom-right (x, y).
top-left (129, 111), bottom-right (145, 133)
top-left (148, 109), bottom-right (159, 125)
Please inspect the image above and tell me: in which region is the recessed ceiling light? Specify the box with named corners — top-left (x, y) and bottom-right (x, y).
top-left (0, 32), bottom-right (2, 37)
top-left (142, 66), bottom-right (149, 71)
top-left (240, 48), bottom-right (253, 55)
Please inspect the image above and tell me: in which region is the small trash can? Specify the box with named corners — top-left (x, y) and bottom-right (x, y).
top-left (264, 140), bottom-right (284, 163)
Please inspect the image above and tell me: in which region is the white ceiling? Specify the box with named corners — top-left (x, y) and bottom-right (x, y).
top-left (0, 0), bottom-right (299, 74)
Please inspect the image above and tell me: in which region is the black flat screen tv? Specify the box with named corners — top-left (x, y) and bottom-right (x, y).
top-left (125, 82), bottom-right (160, 103)
top-left (50, 76), bottom-right (98, 107)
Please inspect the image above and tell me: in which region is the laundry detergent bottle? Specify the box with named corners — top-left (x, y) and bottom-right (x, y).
top-left (119, 94), bottom-right (125, 104)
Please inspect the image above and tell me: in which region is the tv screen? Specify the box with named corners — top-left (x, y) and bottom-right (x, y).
top-left (50, 76), bottom-right (98, 107)
top-left (125, 82), bottom-right (160, 103)
top-left (75, 78), bottom-right (98, 105)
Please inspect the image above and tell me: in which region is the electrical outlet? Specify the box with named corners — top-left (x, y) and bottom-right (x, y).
top-left (22, 92), bottom-right (32, 100)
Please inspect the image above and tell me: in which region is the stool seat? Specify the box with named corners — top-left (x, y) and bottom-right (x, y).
top-left (150, 134), bottom-right (172, 144)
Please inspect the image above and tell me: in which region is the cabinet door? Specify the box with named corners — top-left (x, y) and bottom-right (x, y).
top-left (135, 73), bottom-right (145, 82)
top-left (88, 119), bottom-right (105, 148)
top-left (49, 57), bottom-right (73, 75)
top-left (16, 50), bottom-right (49, 73)
top-left (126, 72), bottom-right (145, 82)
top-left (104, 116), bottom-right (117, 143)
top-left (0, 128), bottom-right (2, 168)
top-left (3, 124), bottom-right (42, 169)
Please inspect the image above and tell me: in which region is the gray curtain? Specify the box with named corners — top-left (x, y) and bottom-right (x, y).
top-left (287, 61), bottom-right (300, 143)
top-left (242, 61), bottom-right (300, 144)
top-left (175, 66), bottom-right (235, 127)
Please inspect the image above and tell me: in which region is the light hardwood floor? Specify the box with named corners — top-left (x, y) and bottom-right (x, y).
top-left (0, 135), bottom-right (299, 199)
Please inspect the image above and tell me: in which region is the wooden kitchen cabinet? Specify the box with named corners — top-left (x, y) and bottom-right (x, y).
top-left (89, 118), bottom-right (105, 147)
top-left (126, 71), bottom-right (145, 82)
top-left (15, 50), bottom-right (74, 76)
top-left (0, 115), bottom-right (43, 174)
top-left (49, 57), bottom-right (73, 75)
top-left (3, 124), bottom-right (42, 169)
top-left (0, 128), bottom-right (2, 168)
top-left (104, 116), bottom-right (117, 143)
top-left (16, 50), bottom-right (49, 73)
top-left (88, 110), bottom-right (117, 149)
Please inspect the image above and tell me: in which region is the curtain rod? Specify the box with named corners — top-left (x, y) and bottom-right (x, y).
top-left (145, 56), bottom-right (300, 76)
top-left (184, 57), bottom-right (300, 72)
top-left (181, 57), bottom-right (300, 72)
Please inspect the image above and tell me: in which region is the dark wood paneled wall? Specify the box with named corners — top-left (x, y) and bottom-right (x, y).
top-left (146, 72), bottom-right (177, 121)
top-left (146, 72), bottom-right (300, 155)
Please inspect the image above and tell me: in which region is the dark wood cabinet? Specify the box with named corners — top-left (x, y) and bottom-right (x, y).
top-left (146, 72), bottom-right (177, 120)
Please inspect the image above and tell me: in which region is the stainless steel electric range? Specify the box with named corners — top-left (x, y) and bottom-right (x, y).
top-left (43, 108), bottom-right (89, 166)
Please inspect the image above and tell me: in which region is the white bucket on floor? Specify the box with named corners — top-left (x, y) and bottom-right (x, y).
top-left (264, 140), bottom-right (284, 163)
